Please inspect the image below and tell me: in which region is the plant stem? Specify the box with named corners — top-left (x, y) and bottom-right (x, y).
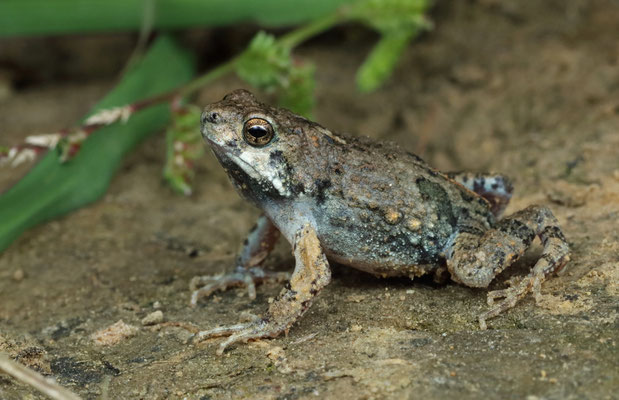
top-left (179, 10), bottom-right (346, 98)
top-left (89, 11), bottom-right (347, 117)
top-left (178, 56), bottom-right (238, 98)
top-left (279, 11), bottom-right (345, 49)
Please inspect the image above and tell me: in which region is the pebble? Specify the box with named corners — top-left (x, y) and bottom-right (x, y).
top-left (141, 310), bottom-right (164, 326)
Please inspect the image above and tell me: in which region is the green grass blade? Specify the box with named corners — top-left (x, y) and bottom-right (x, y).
top-left (0, 0), bottom-right (354, 37)
top-left (0, 35), bottom-right (195, 253)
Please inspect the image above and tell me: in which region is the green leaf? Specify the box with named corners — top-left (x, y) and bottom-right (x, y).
top-left (0, 0), bottom-right (355, 37)
top-left (277, 61), bottom-right (316, 117)
top-left (163, 105), bottom-right (204, 196)
top-left (356, 29), bottom-right (415, 93)
top-left (236, 31), bottom-right (316, 117)
top-left (348, 0), bottom-right (431, 34)
top-left (350, 0), bottom-right (432, 92)
top-left (235, 31), bottom-right (292, 92)
top-left (0, 35), bottom-right (195, 253)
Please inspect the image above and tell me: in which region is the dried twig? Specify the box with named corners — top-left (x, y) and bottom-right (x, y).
top-left (0, 91), bottom-right (179, 168)
top-left (0, 352), bottom-right (81, 400)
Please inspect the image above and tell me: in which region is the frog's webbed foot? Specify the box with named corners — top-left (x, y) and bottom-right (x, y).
top-left (446, 205), bottom-right (570, 330)
top-left (189, 214), bottom-right (284, 307)
top-left (190, 267), bottom-right (290, 306)
top-left (195, 224), bottom-right (331, 354)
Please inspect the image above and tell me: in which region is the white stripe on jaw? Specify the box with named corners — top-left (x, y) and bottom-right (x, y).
top-left (234, 150), bottom-right (291, 197)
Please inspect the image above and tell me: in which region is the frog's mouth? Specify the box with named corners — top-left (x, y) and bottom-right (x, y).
top-left (206, 139), bottom-right (254, 176)
top-left (201, 127), bottom-right (224, 149)
top-left (207, 141), bottom-right (291, 200)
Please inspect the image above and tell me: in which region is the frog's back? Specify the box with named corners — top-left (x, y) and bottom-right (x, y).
top-left (298, 133), bottom-right (494, 277)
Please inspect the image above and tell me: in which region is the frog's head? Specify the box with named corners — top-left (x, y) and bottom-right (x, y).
top-left (200, 89), bottom-right (308, 202)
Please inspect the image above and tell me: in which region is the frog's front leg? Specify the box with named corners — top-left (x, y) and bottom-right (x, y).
top-left (445, 205), bottom-right (570, 329)
top-left (190, 214), bottom-right (289, 306)
top-left (195, 224), bottom-right (331, 354)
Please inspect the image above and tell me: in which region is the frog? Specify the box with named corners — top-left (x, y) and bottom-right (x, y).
top-left (193, 89), bottom-right (570, 354)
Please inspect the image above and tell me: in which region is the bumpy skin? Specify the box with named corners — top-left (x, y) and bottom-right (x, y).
top-left (195, 90), bottom-right (570, 353)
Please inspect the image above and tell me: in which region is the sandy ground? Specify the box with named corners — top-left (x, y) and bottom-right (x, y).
top-left (1, 1), bottom-right (618, 399)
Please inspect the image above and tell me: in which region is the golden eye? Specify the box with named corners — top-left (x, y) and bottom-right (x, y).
top-left (243, 118), bottom-right (274, 147)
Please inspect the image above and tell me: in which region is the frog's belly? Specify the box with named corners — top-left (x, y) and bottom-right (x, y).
top-left (324, 250), bottom-right (438, 278)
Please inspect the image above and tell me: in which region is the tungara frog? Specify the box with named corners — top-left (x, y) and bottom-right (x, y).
top-left (194, 90), bottom-right (570, 354)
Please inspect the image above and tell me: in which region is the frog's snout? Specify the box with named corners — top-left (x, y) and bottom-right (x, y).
top-left (200, 109), bottom-right (222, 140)
top-left (201, 110), bottom-right (221, 126)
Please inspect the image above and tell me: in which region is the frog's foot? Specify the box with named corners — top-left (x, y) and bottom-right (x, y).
top-left (189, 267), bottom-right (290, 307)
top-left (447, 205), bottom-right (570, 330)
top-left (195, 318), bottom-right (285, 355)
top-left (478, 276), bottom-right (539, 330)
top-left (478, 247), bottom-right (569, 329)
top-left (196, 224), bottom-right (331, 354)
top-left (188, 214), bottom-right (286, 306)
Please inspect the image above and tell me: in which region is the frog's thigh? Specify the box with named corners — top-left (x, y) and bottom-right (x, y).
top-left (446, 205), bottom-right (569, 289)
top-left (446, 226), bottom-right (531, 288)
top-left (446, 171), bottom-right (513, 217)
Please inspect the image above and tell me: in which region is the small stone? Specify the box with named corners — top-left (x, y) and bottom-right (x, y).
top-left (141, 311), bottom-right (164, 326)
top-left (12, 269), bottom-right (25, 281)
top-left (266, 346), bottom-right (286, 361)
top-left (451, 64), bottom-right (487, 87)
top-left (92, 320), bottom-right (138, 346)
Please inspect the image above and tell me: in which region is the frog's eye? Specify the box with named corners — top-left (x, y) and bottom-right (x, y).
top-left (243, 118), bottom-right (274, 147)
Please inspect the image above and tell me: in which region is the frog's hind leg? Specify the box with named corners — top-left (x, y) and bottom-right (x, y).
top-left (190, 214), bottom-right (289, 306)
top-left (195, 224), bottom-right (331, 354)
top-left (445, 205), bottom-right (570, 329)
top-left (446, 172), bottom-right (513, 218)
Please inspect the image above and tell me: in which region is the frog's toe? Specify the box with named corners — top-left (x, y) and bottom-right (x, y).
top-left (189, 267), bottom-right (290, 307)
top-left (486, 287), bottom-right (515, 306)
top-left (194, 319), bottom-right (280, 355)
top-left (479, 290), bottom-right (520, 327)
top-left (189, 271), bottom-right (255, 307)
top-left (195, 321), bottom-right (254, 340)
top-left (479, 276), bottom-right (538, 329)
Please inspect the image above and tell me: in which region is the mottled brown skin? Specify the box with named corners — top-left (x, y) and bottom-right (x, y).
top-left (194, 90), bottom-right (570, 354)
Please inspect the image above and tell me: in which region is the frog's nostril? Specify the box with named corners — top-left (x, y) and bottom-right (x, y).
top-left (209, 112), bottom-right (220, 123)
top-left (202, 111), bottom-right (221, 125)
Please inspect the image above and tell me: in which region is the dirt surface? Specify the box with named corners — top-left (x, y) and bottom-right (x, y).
top-left (1, 1), bottom-right (618, 399)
